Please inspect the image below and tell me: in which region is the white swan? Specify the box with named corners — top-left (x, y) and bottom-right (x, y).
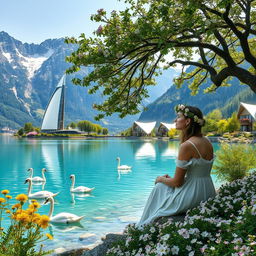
top-left (44, 196), bottom-right (84, 224)
top-left (25, 178), bottom-right (59, 199)
top-left (70, 174), bottom-right (95, 193)
top-left (116, 157), bottom-right (132, 170)
top-left (27, 168), bottom-right (47, 182)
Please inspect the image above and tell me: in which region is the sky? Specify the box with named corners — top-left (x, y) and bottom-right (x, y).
top-left (0, 0), bottom-right (126, 44)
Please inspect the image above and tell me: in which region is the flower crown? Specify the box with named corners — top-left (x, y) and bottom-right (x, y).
top-left (175, 104), bottom-right (204, 126)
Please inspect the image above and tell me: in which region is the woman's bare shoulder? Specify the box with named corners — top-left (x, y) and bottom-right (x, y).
top-left (178, 141), bottom-right (194, 160)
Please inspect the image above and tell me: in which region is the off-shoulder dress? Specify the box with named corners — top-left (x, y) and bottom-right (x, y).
top-left (137, 140), bottom-right (216, 226)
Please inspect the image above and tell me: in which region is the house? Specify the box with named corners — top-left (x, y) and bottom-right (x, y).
top-left (157, 122), bottom-right (176, 136)
top-left (237, 102), bottom-right (256, 131)
top-left (132, 121), bottom-right (156, 136)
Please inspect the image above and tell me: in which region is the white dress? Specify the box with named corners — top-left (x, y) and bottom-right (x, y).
top-left (137, 141), bottom-right (216, 226)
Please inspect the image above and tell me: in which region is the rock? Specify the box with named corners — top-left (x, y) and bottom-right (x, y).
top-left (79, 233), bottom-right (97, 241)
top-left (153, 214), bottom-right (186, 225)
top-left (56, 247), bottom-right (89, 256)
top-left (92, 216), bottom-right (106, 221)
top-left (82, 233), bottom-right (127, 256)
top-left (54, 248), bottom-right (66, 254)
top-left (101, 232), bottom-right (123, 241)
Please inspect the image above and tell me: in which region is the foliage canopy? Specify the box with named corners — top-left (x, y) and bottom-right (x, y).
top-left (66, 0), bottom-right (256, 119)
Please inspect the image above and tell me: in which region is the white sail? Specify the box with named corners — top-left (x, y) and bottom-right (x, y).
top-left (41, 75), bottom-right (66, 131)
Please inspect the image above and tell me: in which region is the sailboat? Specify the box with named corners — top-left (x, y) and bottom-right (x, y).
top-left (41, 75), bottom-right (66, 133)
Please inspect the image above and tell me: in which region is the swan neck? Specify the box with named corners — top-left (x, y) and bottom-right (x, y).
top-left (42, 170), bottom-right (46, 181)
top-left (71, 177), bottom-right (75, 189)
top-left (48, 198), bottom-right (54, 219)
top-left (27, 180), bottom-right (32, 195)
top-left (117, 158), bottom-right (120, 167)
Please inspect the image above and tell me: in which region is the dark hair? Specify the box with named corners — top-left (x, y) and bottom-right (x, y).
top-left (180, 106), bottom-right (205, 143)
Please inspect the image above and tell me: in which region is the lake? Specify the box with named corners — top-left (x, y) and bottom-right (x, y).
top-left (0, 135), bottom-right (220, 253)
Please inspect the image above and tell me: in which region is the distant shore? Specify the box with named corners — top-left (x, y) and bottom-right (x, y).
top-left (2, 133), bottom-right (255, 144)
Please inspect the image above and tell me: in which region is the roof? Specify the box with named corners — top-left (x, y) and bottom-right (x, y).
top-left (134, 121), bottom-right (156, 135)
top-left (159, 122), bottom-right (176, 130)
top-left (238, 102), bottom-right (256, 120)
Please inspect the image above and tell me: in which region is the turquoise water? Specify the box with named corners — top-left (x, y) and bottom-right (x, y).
top-left (0, 135), bottom-right (220, 253)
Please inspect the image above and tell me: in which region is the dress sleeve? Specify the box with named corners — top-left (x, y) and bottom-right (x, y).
top-left (175, 159), bottom-right (192, 169)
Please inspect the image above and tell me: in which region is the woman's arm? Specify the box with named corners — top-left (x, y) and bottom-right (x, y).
top-left (155, 142), bottom-right (192, 187)
top-left (155, 168), bottom-right (187, 187)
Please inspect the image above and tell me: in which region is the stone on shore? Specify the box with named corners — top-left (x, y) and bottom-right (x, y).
top-left (82, 233), bottom-right (126, 256)
top-left (79, 233), bottom-right (97, 241)
top-left (56, 247), bottom-right (89, 256)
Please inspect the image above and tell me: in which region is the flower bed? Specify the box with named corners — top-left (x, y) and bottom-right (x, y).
top-left (107, 173), bottom-right (256, 256)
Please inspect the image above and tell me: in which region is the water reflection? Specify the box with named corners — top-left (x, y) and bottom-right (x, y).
top-left (48, 222), bottom-right (84, 233)
top-left (117, 168), bottom-right (132, 180)
top-left (41, 141), bottom-right (65, 186)
top-left (135, 143), bottom-right (156, 160)
top-left (70, 192), bottom-right (94, 204)
top-left (161, 142), bottom-right (179, 158)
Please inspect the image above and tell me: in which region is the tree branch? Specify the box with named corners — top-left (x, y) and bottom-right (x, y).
top-left (168, 59), bottom-right (217, 75)
top-left (244, 0), bottom-right (252, 36)
top-left (211, 67), bottom-right (231, 88)
top-left (203, 4), bottom-right (243, 38)
top-left (235, 0), bottom-right (246, 11)
top-left (183, 68), bottom-right (202, 80)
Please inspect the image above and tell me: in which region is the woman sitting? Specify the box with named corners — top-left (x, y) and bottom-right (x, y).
top-left (137, 105), bottom-right (216, 226)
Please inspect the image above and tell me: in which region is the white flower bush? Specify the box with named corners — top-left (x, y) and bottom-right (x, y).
top-left (107, 172), bottom-right (256, 255)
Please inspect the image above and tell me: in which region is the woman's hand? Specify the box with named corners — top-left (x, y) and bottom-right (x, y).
top-left (163, 174), bottom-right (170, 178)
top-left (155, 176), bottom-right (163, 184)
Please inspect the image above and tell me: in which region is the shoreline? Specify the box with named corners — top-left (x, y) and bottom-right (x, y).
top-left (2, 134), bottom-right (220, 142)
top-left (2, 133), bottom-right (255, 144)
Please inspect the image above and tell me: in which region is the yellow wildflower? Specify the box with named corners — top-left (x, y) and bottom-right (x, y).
top-left (16, 194), bottom-right (28, 203)
top-left (12, 203), bottom-right (21, 209)
top-left (15, 209), bottom-right (25, 215)
top-left (5, 210), bottom-right (11, 214)
top-left (5, 195), bottom-right (12, 199)
top-left (31, 199), bottom-right (37, 202)
top-left (16, 212), bottom-right (30, 223)
top-left (0, 197), bottom-right (6, 203)
top-left (38, 215), bottom-right (50, 229)
top-left (46, 233), bottom-right (53, 240)
top-left (32, 213), bottom-right (41, 224)
top-left (1, 190), bottom-right (9, 195)
top-left (26, 208), bottom-right (34, 215)
top-left (29, 201), bottom-right (40, 211)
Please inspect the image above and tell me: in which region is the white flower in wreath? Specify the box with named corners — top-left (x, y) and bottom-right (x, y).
top-left (194, 115), bottom-right (199, 122)
top-left (185, 108), bottom-right (189, 112)
top-left (180, 104), bottom-right (185, 110)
